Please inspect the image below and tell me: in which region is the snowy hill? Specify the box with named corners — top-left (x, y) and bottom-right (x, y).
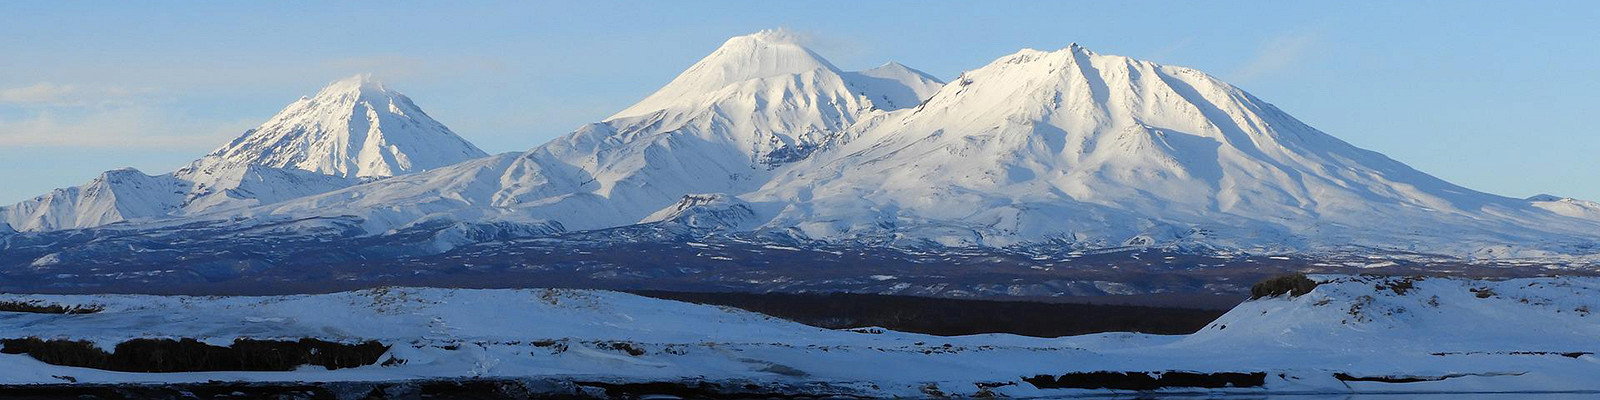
top-left (1, 275), bottom-right (1596, 396)
top-left (0, 75), bottom-right (486, 232)
top-left (1529, 194), bottom-right (1600, 221)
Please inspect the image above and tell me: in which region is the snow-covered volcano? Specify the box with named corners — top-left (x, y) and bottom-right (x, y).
top-left (247, 34), bottom-right (1598, 258)
top-left (187, 74), bottom-right (486, 179)
top-left (255, 30), bottom-right (947, 233)
top-left (0, 75), bottom-right (486, 232)
top-left (7, 32), bottom-right (1598, 260)
top-left (743, 45), bottom-right (1600, 255)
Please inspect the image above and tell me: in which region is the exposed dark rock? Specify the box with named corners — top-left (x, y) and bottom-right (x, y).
top-left (0, 337), bottom-right (388, 372)
top-left (1430, 351), bottom-right (1592, 359)
top-left (1332, 372), bottom-right (1522, 383)
top-left (1250, 274), bottom-right (1319, 299)
top-left (1023, 371), bottom-right (1267, 390)
top-left (1376, 276), bottom-right (1420, 295)
top-left (633, 290), bottom-right (1228, 337)
top-left (0, 300), bottom-right (102, 314)
top-left (594, 341), bottom-right (645, 356)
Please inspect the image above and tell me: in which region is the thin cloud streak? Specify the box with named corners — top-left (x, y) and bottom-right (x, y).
top-left (0, 106), bottom-right (252, 150)
top-left (0, 82), bottom-right (150, 107)
top-left (1232, 32), bottom-right (1319, 83)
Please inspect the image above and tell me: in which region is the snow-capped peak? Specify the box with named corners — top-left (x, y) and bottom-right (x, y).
top-left (844, 61), bottom-right (945, 110)
top-left (187, 74), bottom-right (487, 179)
top-left (748, 43), bottom-right (1600, 253)
top-left (1, 75), bottom-right (490, 232)
top-left (608, 29), bottom-right (842, 120)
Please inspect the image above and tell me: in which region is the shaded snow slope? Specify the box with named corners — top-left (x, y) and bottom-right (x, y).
top-left (0, 165), bottom-right (354, 232)
top-left (843, 61), bottom-right (945, 110)
top-left (0, 76), bottom-right (486, 232)
top-left (1, 275), bottom-right (1596, 396)
top-left (1530, 194), bottom-right (1600, 221)
top-left (0, 168), bottom-right (187, 232)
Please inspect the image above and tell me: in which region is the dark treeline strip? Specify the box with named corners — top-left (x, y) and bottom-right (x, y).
top-left (0, 300), bottom-right (102, 314)
top-left (1024, 371), bottom-right (1267, 390)
top-left (630, 290), bottom-right (1228, 337)
top-left (0, 337), bottom-right (387, 372)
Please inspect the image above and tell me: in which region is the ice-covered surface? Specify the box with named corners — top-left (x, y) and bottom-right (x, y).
top-left (1, 275), bottom-right (1596, 396)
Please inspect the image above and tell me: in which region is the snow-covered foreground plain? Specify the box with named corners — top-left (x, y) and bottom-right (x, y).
top-left (0, 275), bottom-right (1595, 397)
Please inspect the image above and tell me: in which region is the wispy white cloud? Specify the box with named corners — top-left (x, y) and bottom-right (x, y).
top-left (0, 82), bottom-right (150, 106)
top-left (1146, 37), bottom-right (1195, 63)
top-left (0, 106), bottom-right (253, 150)
top-left (1232, 32), bottom-right (1320, 83)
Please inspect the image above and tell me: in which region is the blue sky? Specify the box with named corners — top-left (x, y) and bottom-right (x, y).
top-left (2, 1), bottom-right (1597, 204)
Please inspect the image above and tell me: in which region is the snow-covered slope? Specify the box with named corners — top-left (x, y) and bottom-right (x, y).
top-left (744, 44), bottom-right (1600, 255)
top-left (0, 168), bottom-right (188, 231)
top-left (843, 61), bottom-right (944, 110)
top-left (1191, 275), bottom-right (1600, 353)
top-left (253, 30), bottom-right (944, 234)
top-left (0, 76), bottom-right (486, 232)
top-left (1, 275), bottom-right (1596, 396)
top-left (188, 74), bottom-right (486, 179)
top-left (1529, 194), bottom-right (1600, 221)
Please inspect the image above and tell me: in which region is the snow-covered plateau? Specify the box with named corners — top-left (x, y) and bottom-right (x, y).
top-left (0, 275), bottom-right (1595, 397)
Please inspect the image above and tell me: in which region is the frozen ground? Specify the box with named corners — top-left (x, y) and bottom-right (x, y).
top-left (0, 275), bottom-right (1596, 397)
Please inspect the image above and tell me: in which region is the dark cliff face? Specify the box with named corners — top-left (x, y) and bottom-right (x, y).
top-left (1250, 273), bottom-right (1320, 299)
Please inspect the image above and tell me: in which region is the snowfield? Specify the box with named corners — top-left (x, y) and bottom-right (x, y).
top-left (1, 275), bottom-right (1596, 396)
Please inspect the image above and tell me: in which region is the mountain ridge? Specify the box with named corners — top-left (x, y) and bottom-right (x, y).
top-left (243, 35), bottom-right (1598, 258)
top-left (249, 30), bottom-right (948, 236)
top-left (5, 32), bottom-right (1597, 262)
